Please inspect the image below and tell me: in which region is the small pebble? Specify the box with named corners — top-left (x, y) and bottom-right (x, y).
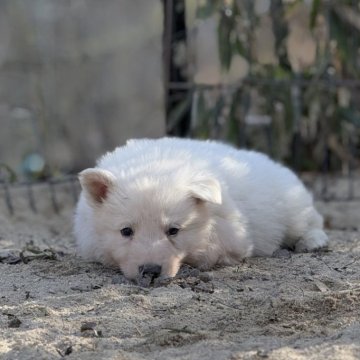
top-left (199, 272), bottom-right (213, 283)
top-left (8, 316), bottom-right (22, 328)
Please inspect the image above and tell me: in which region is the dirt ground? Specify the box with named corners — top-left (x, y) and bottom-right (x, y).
top-left (0, 182), bottom-right (359, 360)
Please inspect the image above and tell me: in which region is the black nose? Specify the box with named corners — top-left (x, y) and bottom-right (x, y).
top-left (138, 264), bottom-right (162, 278)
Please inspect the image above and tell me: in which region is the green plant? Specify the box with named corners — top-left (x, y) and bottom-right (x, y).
top-left (187, 0), bottom-right (360, 171)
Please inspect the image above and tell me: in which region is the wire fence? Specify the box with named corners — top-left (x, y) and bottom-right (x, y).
top-left (0, 176), bottom-right (80, 216)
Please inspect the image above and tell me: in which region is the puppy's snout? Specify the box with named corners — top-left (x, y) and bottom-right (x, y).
top-left (138, 264), bottom-right (162, 278)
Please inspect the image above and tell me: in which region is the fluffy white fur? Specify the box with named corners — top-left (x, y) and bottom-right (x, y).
top-left (74, 137), bottom-right (328, 279)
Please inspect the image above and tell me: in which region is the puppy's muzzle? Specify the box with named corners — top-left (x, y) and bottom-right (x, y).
top-left (138, 264), bottom-right (162, 279)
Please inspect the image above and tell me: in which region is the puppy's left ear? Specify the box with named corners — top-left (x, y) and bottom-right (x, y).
top-left (189, 177), bottom-right (222, 204)
top-left (78, 168), bottom-right (116, 205)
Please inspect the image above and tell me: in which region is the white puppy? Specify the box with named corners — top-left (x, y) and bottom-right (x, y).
top-left (74, 138), bottom-right (328, 280)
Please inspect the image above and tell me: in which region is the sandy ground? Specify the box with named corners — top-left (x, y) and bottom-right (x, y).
top-left (0, 182), bottom-right (359, 360)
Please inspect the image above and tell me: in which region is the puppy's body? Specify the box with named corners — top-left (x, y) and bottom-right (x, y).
top-left (74, 138), bottom-right (328, 279)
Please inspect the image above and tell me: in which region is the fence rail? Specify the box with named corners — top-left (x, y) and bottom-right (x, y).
top-left (1, 170), bottom-right (359, 216)
top-left (167, 78), bottom-right (360, 90)
top-left (0, 177), bottom-right (80, 216)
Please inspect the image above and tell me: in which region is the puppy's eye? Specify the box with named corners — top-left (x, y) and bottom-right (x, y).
top-left (166, 227), bottom-right (179, 236)
top-left (120, 227), bottom-right (134, 237)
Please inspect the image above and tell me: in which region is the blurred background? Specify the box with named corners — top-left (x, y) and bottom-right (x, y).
top-left (0, 0), bottom-right (164, 178)
top-left (0, 0), bottom-right (360, 208)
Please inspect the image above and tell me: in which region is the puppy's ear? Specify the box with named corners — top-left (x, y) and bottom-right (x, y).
top-left (189, 177), bottom-right (222, 205)
top-left (78, 168), bottom-right (116, 205)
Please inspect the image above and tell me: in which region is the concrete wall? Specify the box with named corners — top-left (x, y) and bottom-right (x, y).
top-left (0, 0), bottom-right (164, 175)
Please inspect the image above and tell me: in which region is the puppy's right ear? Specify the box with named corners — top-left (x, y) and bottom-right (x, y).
top-left (78, 168), bottom-right (116, 205)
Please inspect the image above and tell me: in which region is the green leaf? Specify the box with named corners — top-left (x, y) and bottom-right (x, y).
top-left (196, 0), bottom-right (220, 19)
top-left (273, 65), bottom-right (292, 79)
top-left (331, 5), bottom-right (360, 76)
top-left (310, 0), bottom-right (321, 29)
top-left (337, 106), bottom-right (360, 127)
top-left (329, 9), bottom-right (353, 71)
top-left (234, 38), bottom-right (247, 59)
top-left (218, 16), bottom-right (233, 70)
top-left (227, 90), bottom-right (242, 145)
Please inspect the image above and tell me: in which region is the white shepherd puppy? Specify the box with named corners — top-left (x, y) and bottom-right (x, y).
top-left (74, 138), bottom-right (328, 280)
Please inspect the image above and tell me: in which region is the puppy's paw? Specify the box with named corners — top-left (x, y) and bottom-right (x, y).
top-left (295, 229), bottom-right (329, 253)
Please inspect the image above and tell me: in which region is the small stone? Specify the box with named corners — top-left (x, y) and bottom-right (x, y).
top-left (80, 322), bottom-right (102, 337)
top-left (272, 249), bottom-right (292, 259)
top-left (199, 272), bottom-right (213, 283)
top-left (80, 322), bottom-right (96, 332)
top-left (257, 349), bottom-right (269, 358)
top-left (8, 316), bottom-right (22, 328)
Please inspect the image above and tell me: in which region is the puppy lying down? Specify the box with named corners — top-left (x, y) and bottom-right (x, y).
top-left (74, 138), bottom-right (328, 281)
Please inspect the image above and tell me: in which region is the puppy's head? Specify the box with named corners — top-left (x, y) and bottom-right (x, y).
top-left (79, 168), bottom-right (221, 280)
